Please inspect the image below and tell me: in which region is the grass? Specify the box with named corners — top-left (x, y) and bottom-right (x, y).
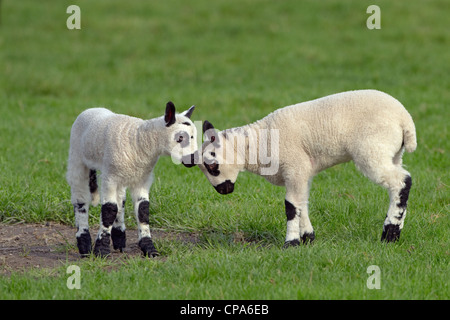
top-left (0, 0), bottom-right (449, 299)
top-left (0, 240), bottom-right (447, 299)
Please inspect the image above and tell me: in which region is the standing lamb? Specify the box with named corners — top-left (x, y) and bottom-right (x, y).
top-left (67, 102), bottom-right (198, 257)
top-left (196, 90), bottom-right (416, 246)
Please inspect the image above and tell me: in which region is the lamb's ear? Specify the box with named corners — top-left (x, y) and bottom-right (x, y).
top-left (182, 105), bottom-right (195, 119)
top-left (203, 120), bottom-right (217, 143)
top-left (165, 101), bottom-right (176, 127)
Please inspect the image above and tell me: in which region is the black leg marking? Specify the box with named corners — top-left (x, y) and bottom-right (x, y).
top-left (111, 227), bottom-right (126, 252)
top-left (76, 228), bottom-right (92, 257)
top-left (111, 199), bottom-right (127, 252)
top-left (75, 202), bottom-right (86, 213)
top-left (89, 170), bottom-right (98, 194)
top-left (94, 233), bottom-right (111, 257)
top-left (93, 202), bottom-right (118, 257)
top-left (397, 208), bottom-right (406, 220)
top-left (381, 176), bottom-right (411, 243)
top-left (138, 200), bottom-right (150, 224)
top-left (397, 176), bottom-right (412, 209)
top-left (283, 232), bottom-right (315, 248)
top-left (101, 202), bottom-right (118, 228)
top-left (381, 224), bottom-right (401, 242)
top-left (74, 202), bottom-right (90, 256)
top-left (301, 231), bottom-right (315, 244)
top-left (283, 239), bottom-right (300, 248)
top-left (139, 237), bottom-right (159, 257)
top-left (285, 199), bottom-right (296, 221)
top-left (136, 200), bottom-right (158, 256)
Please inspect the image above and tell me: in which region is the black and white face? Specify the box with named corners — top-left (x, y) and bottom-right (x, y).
top-left (164, 102), bottom-right (198, 167)
top-left (198, 121), bottom-right (240, 195)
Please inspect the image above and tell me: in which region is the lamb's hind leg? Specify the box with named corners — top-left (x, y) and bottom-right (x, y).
top-left (67, 165), bottom-right (92, 256)
top-left (355, 155), bottom-right (412, 243)
top-left (111, 188), bottom-right (127, 252)
top-left (89, 169), bottom-right (100, 207)
top-left (382, 175), bottom-right (412, 242)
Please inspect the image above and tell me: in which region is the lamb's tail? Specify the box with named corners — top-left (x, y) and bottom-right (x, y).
top-left (89, 170), bottom-right (100, 207)
top-left (402, 115), bottom-right (417, 153)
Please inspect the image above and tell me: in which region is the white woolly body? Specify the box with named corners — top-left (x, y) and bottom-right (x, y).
top-left (68, 108), bottom-right (163, 193)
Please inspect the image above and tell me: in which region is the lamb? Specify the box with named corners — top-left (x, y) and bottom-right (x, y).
top-left (67, 102), bottom-right (198, 257)
top-left (196, 90), bottom-right (416, 246)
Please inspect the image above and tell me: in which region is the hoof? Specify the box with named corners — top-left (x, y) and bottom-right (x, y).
top-left (301, 232), bottom-right (315, 244)
top-left (139, 237), bottom-right (159, 258)
top-left (111, 227), bottom-right (126, 252)
top-left (283, 239), bottom-right (301, 248)
top-left (381, 224), bottom-right (401, 242)
top-left (93, 235), bottom-right (111, 257)
top-left (77, 230), bottom-right (92, 256)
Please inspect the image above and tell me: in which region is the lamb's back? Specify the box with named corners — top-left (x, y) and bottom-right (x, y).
top-left (263, 90), bottom-right (411, 170)
top-left (71, 108), bottom-right (143, 168)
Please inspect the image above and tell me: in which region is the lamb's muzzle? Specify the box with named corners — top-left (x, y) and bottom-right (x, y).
top-left (214, 180), bottom-right (234, 194)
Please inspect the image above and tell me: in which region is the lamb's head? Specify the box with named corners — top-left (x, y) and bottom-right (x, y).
top-left (164, 101), bottom-right (198, 168)
top-left (198, 121), bottom-right (244, 195)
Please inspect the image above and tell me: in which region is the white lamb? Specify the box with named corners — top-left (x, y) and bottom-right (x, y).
top-left (197, 90), bottom-right (416, 246)
top-left (67, 102), bottom-right (197, 257)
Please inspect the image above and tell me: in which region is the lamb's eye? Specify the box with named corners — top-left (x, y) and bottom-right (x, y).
top-left (211, 152), bottom-right (216, 157)
top-left (175, 132), bottom-right (190, 147)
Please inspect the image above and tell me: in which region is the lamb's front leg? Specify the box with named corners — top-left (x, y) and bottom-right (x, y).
top-left (283, 178), bottom-right (315, 248)
top-left (131, 191), bottom-right (159, 258)
top-left (94, 182), bottom-right (119, 257)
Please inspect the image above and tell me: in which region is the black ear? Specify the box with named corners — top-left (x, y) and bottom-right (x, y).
top-left (203, 120), bottom-right (216, 142)
top-left (165, 101), bottom-right (176, 127)
top-left (183, 105), bottom-right (195, 119)
top-left (203, 120), bottom-right (214, 133)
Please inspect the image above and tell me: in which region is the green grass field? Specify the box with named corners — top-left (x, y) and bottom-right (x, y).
top-left (0, 0), bottom-right (448, 299)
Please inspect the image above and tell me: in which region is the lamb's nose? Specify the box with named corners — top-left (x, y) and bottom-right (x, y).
top-left (214, 180), bottom-right (234, 195)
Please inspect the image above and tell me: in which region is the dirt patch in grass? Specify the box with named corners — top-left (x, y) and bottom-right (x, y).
top-left (0, 223), bottom-right (201, 274)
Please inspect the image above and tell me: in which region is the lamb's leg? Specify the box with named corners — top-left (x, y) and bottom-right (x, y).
top-left (354, 154), bottom-right (412, 243)
top-left (74, 202), bottom-right (92, 256)
top-left (299, 206), bottom-right (315, 244)
top-left (94, 181), bottom-right (119, 257)
top-left (67, 163), bottom-right (92, 256)
top-left (133, 196), bottom-right (159, 257)
top-left (111, 189), bottom-right (127, 252)
top-left (283, 178), bottom-right (315, 248)
top-left (89, 169), bottom-right (100, 207)
top-left (382, 175), bottom-right (412, 242)
top-left (131, 174), bottom-right (158, 258)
